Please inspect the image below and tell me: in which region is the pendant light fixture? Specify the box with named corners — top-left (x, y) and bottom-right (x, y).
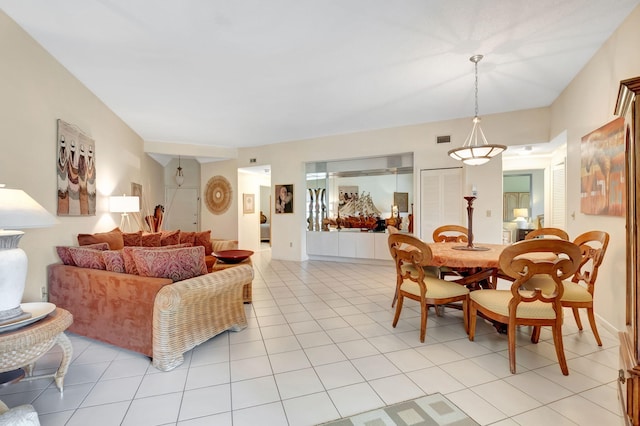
top-left (448, 55), bottom-right (506, 166)
top-left (175, 156), bottom-right (185, 187)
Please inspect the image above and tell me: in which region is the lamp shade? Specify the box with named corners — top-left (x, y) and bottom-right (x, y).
top-left (513, 208), bottom-right (528, 219)
top-left (109, 196), bottom-right (140, 213)
top-left (0, 187), bottom-right (58, 229)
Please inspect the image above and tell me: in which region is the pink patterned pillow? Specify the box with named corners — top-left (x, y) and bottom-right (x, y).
top-left (122, 243), bottom-right (192, 275)
top-left (102, 250), bottom-right (126, 273)
top-left (132, 246), bottom-right (207, 282)
top-left (68, 247), bottom-right (106, 270)
top-left (56, 242), bottom-right (109, 266)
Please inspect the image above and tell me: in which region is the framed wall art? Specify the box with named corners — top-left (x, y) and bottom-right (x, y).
top-left (243, 193), bottom-right (255, 214)
top-left (275, 184), bottom-right (293, 214)
top-left (56, 119), bottom-right (96, 216)
top-left (580, 116), bottom-right (625, 216)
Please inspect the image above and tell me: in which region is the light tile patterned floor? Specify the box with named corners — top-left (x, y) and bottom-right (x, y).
top-left (0, 249), bottom-right (622, 425)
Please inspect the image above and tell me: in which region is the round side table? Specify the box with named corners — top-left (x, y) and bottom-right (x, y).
top-left (0, 307), bottom-right (73, 392)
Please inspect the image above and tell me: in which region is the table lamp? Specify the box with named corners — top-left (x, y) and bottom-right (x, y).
top-left (109, 195), bottom-right (140, 231)
top-left (513, 208), bottom-right (529, 229)
top-left (0, 186), bottom-right (58, 325)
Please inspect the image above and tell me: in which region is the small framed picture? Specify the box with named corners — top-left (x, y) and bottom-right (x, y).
top-left (275, 184), bottom-right (294, 214)
top-left (243, 193), bottom-right (255, 214)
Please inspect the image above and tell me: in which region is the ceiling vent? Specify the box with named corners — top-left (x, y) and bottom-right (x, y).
top-left (436, 135), bottom-right (451, 144)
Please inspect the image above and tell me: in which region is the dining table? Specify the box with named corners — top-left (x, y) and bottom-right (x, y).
top-left (426, 241), bottom-right (558, 289)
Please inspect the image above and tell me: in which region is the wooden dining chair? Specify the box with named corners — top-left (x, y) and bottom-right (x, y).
top-left (388, 233), bottom-right (470, 342)
top-left (561, 231), bottom-right (610, 345)
top-left (524, 227), bottom-right (569, 240)
top-left (432, 225), bottom-right (469, 243)
top-left (468, 239), bottom-right (581, 375)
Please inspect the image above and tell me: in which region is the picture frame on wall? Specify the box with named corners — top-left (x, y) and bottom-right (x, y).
top-left (56, 119), bottom-right (96, 216)
top-left (243, 193), bottom-right (255, 214)
top-left (275, 184), bottom-right (293, 214)
top-left (580, 116), bottom-right (625, 216)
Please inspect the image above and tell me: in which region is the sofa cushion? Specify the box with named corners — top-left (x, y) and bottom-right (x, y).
top-left (77, 227), bottom-right (124, 250)
top-left (56, 242), bottom-right (109, 266)
top-left (102, 250), bottom-right (126, 273)
top-left (161, 230), bottom-right (181, 246)
top-left (122, 243), bottom-right (193, 275)
top-left (123, 231), bottom-right (142, 246)
top-left (68, 247), bottom-right (106, 270)
top-left (194, 230), bottom-right (213, 255)
top-left (179, 231), bottom-right (196, 246)
top-left (132, 246), bottom-right (207, 282)
top-left (141, 232), bottom-right (162, 247)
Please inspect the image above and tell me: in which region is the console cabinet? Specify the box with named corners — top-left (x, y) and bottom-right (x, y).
top-left (307, 231), bottom-right (392, 260)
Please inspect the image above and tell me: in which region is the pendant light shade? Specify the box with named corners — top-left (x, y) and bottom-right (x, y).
top-left (175, 156), bottom-right (185, 187)
top-left (448, 55), bottom-right (506, 166)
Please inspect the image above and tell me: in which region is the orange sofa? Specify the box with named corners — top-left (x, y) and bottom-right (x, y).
top-left (48, 263), bottom-right (253, 371)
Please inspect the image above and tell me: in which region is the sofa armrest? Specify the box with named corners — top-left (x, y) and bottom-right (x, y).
top-left (152, 264), bottom-right (253, 371)
top-left (211, 239), bottom-right (238, 252)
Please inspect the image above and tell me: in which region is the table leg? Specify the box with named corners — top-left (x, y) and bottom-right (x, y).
top-left (53, 333), bottom-right (73, 392)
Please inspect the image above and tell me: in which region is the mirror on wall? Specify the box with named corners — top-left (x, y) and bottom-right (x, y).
top-left (306, 154), bottom-right (414, 232)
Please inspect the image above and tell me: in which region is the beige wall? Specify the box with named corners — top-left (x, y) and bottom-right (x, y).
top-left (0, 11), bottom-right (163, 302)
top-left (549, 5), bottom-right (640, 331)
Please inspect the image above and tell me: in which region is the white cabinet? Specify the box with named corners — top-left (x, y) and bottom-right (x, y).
top-left (306, 231), bottom-right (339, 256)
top-left (307, 231), bottom-right (392, 260)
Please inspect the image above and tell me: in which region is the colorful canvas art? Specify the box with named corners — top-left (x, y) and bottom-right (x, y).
top-left (580, 117), bottom-right (625, 216)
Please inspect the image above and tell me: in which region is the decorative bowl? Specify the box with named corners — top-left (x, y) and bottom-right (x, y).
top-left (213, 249), bottom-right (254, 264)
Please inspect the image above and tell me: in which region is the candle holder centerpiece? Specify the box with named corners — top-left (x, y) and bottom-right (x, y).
top-left (453, 196), bottom-right (489, 251)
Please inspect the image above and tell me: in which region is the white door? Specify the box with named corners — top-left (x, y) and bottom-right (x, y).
top-left (164, 188), bottom-right (199, 231)
top-left (419, 168), bottom-right (463, 241)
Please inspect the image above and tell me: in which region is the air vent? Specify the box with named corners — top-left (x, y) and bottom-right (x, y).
top-left (436, 135), bottom-right (451, 144)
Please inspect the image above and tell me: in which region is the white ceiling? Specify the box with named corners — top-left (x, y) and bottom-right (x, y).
top-left (2, 1), bottom-right (638, 154)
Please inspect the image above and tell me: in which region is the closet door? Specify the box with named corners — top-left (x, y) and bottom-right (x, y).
top-left (419, 168), bottom-right (463, 241)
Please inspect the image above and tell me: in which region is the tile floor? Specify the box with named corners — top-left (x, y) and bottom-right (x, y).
top-left (0, 249), bottom-right (623, 426)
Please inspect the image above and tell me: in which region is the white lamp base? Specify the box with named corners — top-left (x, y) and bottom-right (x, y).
top-left (0, 231), bottom-right (28, 323)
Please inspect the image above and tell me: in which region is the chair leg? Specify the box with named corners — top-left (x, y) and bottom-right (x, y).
top-left (508, 321), bottom-right (517, 374)
top-left (468, 302), bottom-right (477, 341)
top-left (392, 295), bottom-right (404, 327)
top-left (531, 326), bottom-right (541, 343)
top-left (391, 288), bottom-right (398, 308)
top-left (420, 302), bottom-right (428, 343)
top-left (462, 298), bottom-right (469, 334)
top-left (586, 307), bottom-right (603, 346)
top-left (551, 325), bottom-right (569, 375)
top-left (572, 307), bottom-right (583, 330)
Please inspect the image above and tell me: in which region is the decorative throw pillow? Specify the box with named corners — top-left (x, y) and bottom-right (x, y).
top-left (122, 243), bottom-right (193, 275)
top-left (179, 231), bottom-right (196, 246)
top-left (68, 247), bottom-right (106, 270)
top-left (56, 242), bottom-right (109, 266)
top-left (141, 232), bottom-right (162, 247)
top-left (77, 227), bottom-right (124, 250)
top-left (122, 231), bottom-right (142, 246)
top-left (160, 230), bottom-right (181, 246)
top-left (102, 250), bottom-right (126, 273)
top-left (132, 246), bottom-right (207, 282)
top-left (194, 230), bottom-right (213, 255)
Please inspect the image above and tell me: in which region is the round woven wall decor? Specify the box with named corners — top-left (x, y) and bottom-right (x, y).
top-left (205, 175), bottom-right (232, 215)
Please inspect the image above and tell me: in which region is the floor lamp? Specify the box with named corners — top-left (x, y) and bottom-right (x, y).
top-left (0, 185), bottom-right (58, 325)
top-left (109, 195), bottom-right (140, 232)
